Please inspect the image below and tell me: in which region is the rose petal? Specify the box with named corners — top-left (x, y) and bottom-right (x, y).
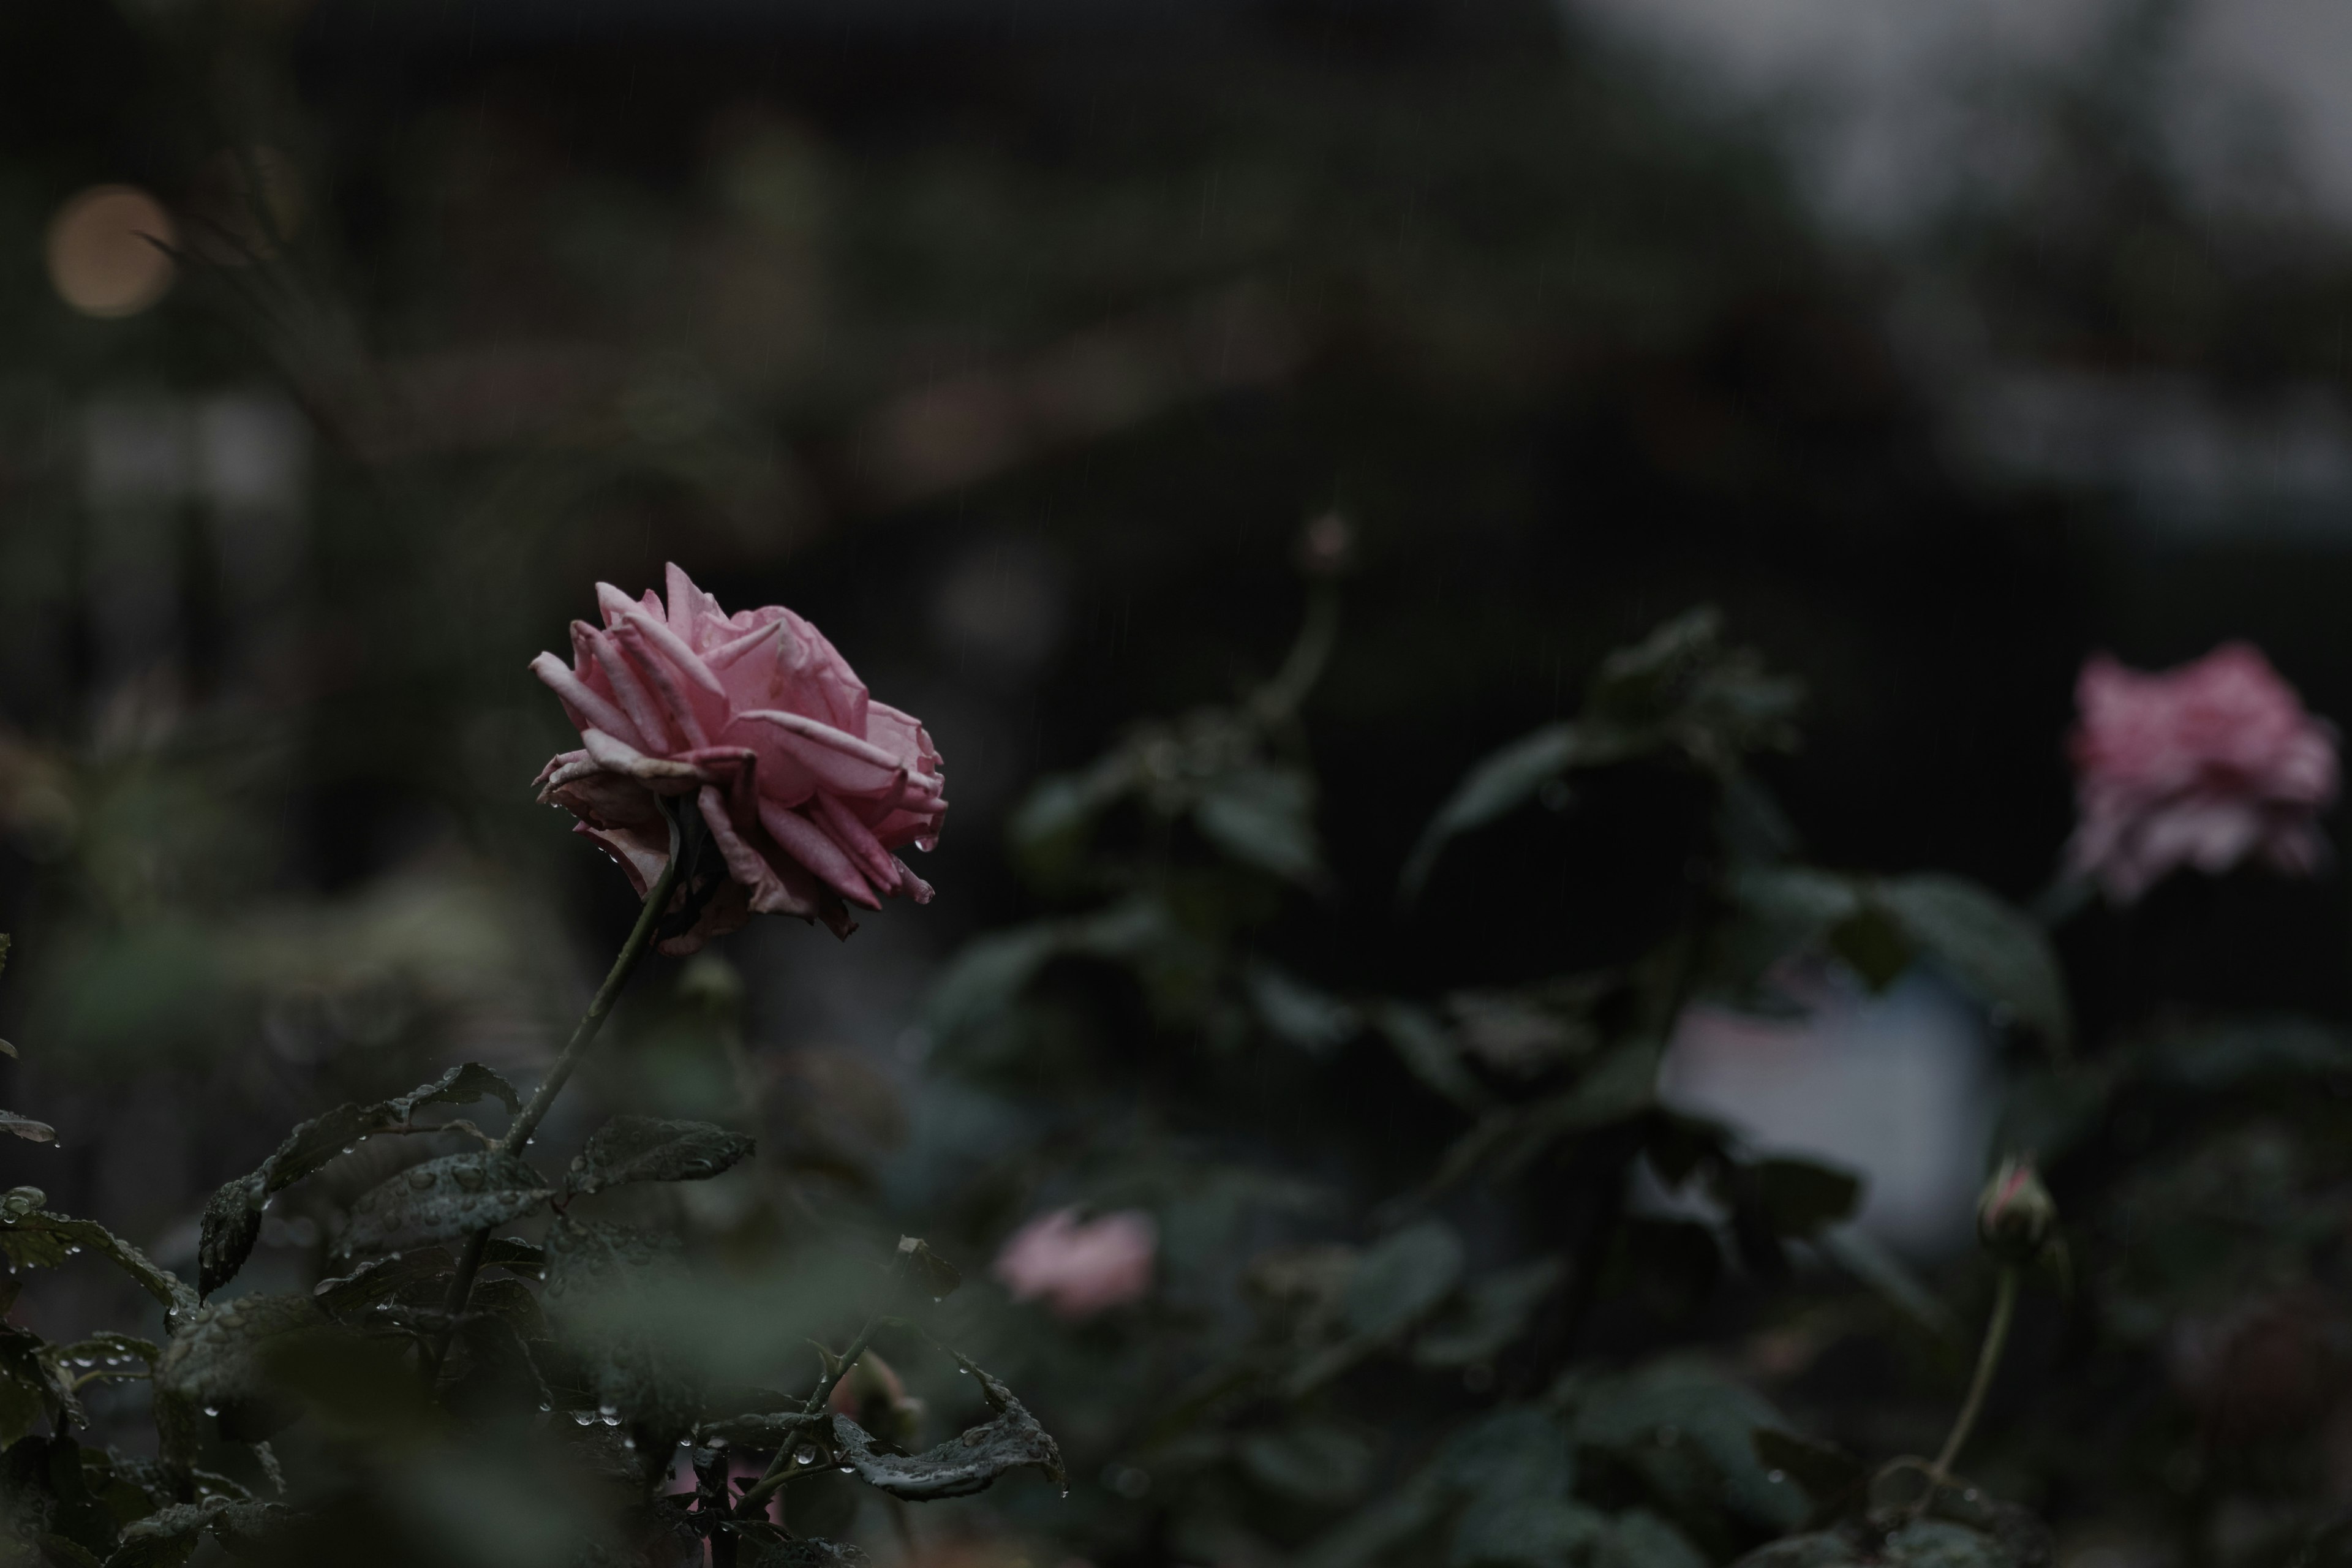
top-left (531, 652), bottom-right (641, 747)
top-left (758, 798), bottom-right (883, 908)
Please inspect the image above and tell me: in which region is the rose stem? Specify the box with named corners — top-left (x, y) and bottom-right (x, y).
top-left (733, 1314), bottom-right (884, 1520)
top-left (1929, 1262), bottom-right (2020, 1485)
top-left (423, 799), bottom-right (687, 1382)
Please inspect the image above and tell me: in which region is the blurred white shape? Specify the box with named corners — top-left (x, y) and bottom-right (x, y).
top-left (1568, 0), bottom-right (2352, 232)
top-left (196, 393), bottom-right (308, 516)
top-left (1659, 973), bottom-right (1997, 1254)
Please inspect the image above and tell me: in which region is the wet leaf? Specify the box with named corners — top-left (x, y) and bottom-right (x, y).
top-left (152, 1294), bottom-right (341, 1445)
top-left (736, 1528), bottom-right (867, 1568)
top-left (0, 1325), bottom-right (81, 1440)
top-left (829, 1354), bottom-right (1064, 1501)
top-left (197, 1061), bottom-right (521, 1297)
top-left (567, 1117), bottom-right (755, 1196)
top-left (116, 1497), bottom-right (291, 1558)
top-left (0, 1111), bottom-right (55, 1144)
top-left (0, 1210), bottom-right (195, 1315)
top-left (895, 1235), bottom-right (962, 1300)
top-left (334, 1152), bottom-right (551, 1259)
top-left (312, 1248), bottom-right (456, 1319)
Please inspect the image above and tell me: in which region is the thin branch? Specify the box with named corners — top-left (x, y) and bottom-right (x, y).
top-left (423, 799), bottom-right (687, 1381)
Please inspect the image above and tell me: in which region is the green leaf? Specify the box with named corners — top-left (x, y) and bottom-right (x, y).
top-left (894, 1235), bottom-right (963, 1300)
top-left (828, 1354), bottom-right (1064, 1500)
top-left (1414, 1258), bottom-right (1565, 1368)
top-left (0, 1210), bottom-right (195, 1315)
top-left (1246, 965), bottom-right (1360, 1057)
top-left (0, 1112), bottom-right (55, 1144)
top-left (116, 1497), bottom-right (290, 1559)
top-left (0, 1325), bottom-right (81, 1438)
top-left (1238, 1424), bottom-right (1374, 1507)
top-left (1875, 875), bottom-right (2070, 1051)
top-left (567, 1117), bottom-right (755, 1196)
top-left (1367, 1001), bottom-right (1495, 1113)
top-left (151, 1295), bottom-right (337, 1446)
top-left (1401, 723), bottom-right (1588, 898)
top-left (1194, 766), bottom-right (1323, 884)
top-left (198, 1061), bottom-right (522, 1298)
top-left (923, 924), bottom-right (1068, 1042)
top-left (1753, 1159), bottom-right (1863, 1238)
top-left (334, 1153), bottom-right (551, 1259)
top-left (736, 1528), bottom-right (867, 1568)
top-left (1344, 1220), bottom-right (1466, 1340)
top-left (311, 1248), bottom-right (458, 1319)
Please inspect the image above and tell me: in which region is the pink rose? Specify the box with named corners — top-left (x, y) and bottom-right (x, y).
top-left (531, 564), bottom-right (946, 952)
top-left (2065, 643), bottom-right (2337, 903)
top-left (992, 1207), bottom-right (1156, 1320)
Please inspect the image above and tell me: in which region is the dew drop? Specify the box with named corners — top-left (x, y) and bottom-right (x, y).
top-left (573, 1412), bottom-right (595, 1426)
top-left (601, 1415), bottom-right (621, 1427)
top-left (538, 1401), bottom-right (552, 1412)
top-left (598, 1403), bottom-right (618, 1417)
top-left (62, 1246), bottom-right (80, 1257)
top-left (793, 1446), bottom-right (819, 1467)
top-left (203, 1404), bottom-right (219, 1417)
top-left (1766, 1470), bottom-right (1786, 1485)
top-left (622, 1437), bottom-right (636, 1450)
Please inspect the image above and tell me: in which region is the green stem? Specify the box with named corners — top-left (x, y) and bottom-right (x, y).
top-left (424, 801), bottom-right (687, 1381)
top-left (1251, 581), bottom-right (1339, 724)
top-left (1931, 1264), bottom-right (2019, 1482)
top-left (735, 1315), bottom-right (884, 1519)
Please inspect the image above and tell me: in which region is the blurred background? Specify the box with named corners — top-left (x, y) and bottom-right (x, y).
top-left (7, 0), bottom-right (2352, 1561)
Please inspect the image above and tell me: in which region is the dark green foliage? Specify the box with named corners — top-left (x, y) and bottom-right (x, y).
top-left (827, 1359), bottom-right (1064, 1501)
top-left (333, 1152), bottom-right (552, 1259)
top-left (198, 1063), bottom-right (522, 1298)
top-left (566, 1117), bottom-right (755, 1196)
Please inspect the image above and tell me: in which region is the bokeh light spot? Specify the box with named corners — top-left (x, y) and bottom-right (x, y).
top-left (45, 185), bottom-right (177, 318)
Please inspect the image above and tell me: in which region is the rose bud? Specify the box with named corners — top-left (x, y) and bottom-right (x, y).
top-left (530, 564), bottom-right (946, 953)
top-left (1976, 1156), bottom-right (2059, 1266)
top-left (2065, 643), bottom-right (2338, 904)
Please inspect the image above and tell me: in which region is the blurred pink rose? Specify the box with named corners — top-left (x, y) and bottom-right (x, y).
top-left (531, 564), bottom-right (946, 952)
top-left (2065, 643), bottom-right (2337, 903)
top-left (993, 1207), bottom-right (1156, 1320)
